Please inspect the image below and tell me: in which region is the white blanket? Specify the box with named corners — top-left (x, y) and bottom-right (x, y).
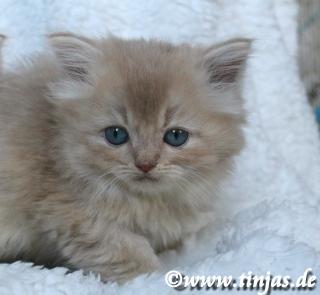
top-left (0, 0), bottom-right (319, 294)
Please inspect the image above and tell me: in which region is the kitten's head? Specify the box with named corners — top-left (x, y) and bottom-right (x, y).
top-left (48, 33), bottom-right (250, 202)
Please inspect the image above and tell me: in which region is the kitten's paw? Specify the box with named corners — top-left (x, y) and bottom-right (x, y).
top-left (102, 254), bottom-right (161, 283)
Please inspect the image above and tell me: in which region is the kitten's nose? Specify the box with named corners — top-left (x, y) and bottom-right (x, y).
top-left (135, 163), bottom-right (156, 173)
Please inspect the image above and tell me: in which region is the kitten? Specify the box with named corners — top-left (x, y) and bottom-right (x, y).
top-left (0, 33), bottom-right (250, 282)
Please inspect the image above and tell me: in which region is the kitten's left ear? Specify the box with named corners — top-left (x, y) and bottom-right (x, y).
top-left (202, 38), bottom-right (251, 86)
top-left (49, 32), bottom-right (101, 83)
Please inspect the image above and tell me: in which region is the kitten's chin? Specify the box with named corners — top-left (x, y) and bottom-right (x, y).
top-left (131, 175), bottom-right (161, 191)
top-left (126, 174), bottom-right (176, 196)
top-left (132, 174), bottom-right (160, 183)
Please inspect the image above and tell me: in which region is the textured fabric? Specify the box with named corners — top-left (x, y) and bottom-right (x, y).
top-left (0, 1), bottom-right (319, 294)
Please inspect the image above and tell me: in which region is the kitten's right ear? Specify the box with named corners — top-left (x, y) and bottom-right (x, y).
top-left (202, 38), bottom-right (251, 86)
top-left (49, 32), bottom-right (101, 83)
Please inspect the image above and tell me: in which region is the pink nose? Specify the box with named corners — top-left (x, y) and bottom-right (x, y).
top-left (136, 163), bottom-right (156, 173)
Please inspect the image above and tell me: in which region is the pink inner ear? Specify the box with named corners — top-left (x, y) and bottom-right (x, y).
top-left (207, 58), bottom-right (246, 84)
top-left (49, 33), bottom-right (100, 83)
top-left (203, 39), bottom-right (251, 85)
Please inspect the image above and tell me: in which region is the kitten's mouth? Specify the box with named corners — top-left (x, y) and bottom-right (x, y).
top-left (132, 174), bottom-right (159, 183)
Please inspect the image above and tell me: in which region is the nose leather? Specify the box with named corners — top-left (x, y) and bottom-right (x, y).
top-left (136, 163), bottom-right (156, 173)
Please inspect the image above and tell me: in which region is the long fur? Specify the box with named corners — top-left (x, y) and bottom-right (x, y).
top-left (0, 33), bottom-right (250, 282)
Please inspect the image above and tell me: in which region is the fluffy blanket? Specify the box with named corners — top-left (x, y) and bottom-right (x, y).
top-left (0, 0), bottom-right (319, 294)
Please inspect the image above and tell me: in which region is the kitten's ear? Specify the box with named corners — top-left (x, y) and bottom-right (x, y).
top-left (49, 32), bottom-right (101, 83)
top-left (202, 38), bottom-right (251, 86)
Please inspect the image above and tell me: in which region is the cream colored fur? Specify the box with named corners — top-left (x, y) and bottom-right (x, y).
top-left (0, 33), bottom-right (250, 282)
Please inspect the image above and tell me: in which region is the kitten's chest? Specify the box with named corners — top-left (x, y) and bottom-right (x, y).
top-left (118, 199), bottom-right (214, 253)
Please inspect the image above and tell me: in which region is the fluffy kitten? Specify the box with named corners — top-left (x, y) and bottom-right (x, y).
top-left (0, 33), bottom-right (250, 282)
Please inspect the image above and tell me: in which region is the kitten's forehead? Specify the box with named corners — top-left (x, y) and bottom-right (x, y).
top-left (124, 67), bottom-right (169, 125)
top-left (104, 39), bottom-right (195, 126)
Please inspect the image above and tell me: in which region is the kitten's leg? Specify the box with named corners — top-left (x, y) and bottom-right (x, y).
top-left (38, 195), bottom-right (161, 282)
top-left (0, 206), bottom-right (36, 262)
top-left (60, 226), bottom-right (161, 283)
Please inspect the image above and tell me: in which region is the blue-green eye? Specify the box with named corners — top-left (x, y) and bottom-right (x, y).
top-left (104, 126), bottom-right (129, 146)
top-left (164, 128), bottom-right (189, 147)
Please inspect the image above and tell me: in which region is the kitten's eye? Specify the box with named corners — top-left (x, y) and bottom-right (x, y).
top-left (164, 128), bottom-right (189, 147)
top-left (104, 126), bottom-right (129, 146)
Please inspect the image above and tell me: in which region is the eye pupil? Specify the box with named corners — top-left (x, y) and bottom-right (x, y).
top-left (105, 126), bottom-right (129, 146)
top-left (164, 128), bottom-right (189, 147)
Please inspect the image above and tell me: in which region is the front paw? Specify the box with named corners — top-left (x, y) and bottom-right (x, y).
top-left (102, 253), bottom-right (161, 283)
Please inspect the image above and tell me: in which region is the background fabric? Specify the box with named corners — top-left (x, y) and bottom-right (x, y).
top-left (0, 0), bottom-right (319, 294)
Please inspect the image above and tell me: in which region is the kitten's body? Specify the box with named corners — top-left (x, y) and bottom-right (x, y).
top-left (0, 34), bottom-right (249, 282)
